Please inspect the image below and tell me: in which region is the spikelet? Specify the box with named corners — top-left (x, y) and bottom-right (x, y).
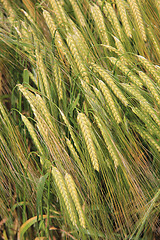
top-left (115, 0), bottom-right (132, 38)
top-left (90, 3), bottom-right (109, 45)
top-left (53, 62), bottom-right (63, 101)
top-left (123, 84), bottom-right (160, 127)
top-left (52, 167), bottom-right (77, 226)
top-left (21, 114), bottom-right (43, 154)
top-left (109, 57), bottom-right (143, 87)
top-left (90, 63), bottom-right (128, 106)
top-left (65, 173), bottom-right (85, 228)
top-left (36, 50), bottom-right (51, 99)
top-left (138, 71), bottom-right (160, 105)
top-left (98, 80), bottom-right (122, 124)
top-left (69, 0), bottom-right (86, 27)
top-left (127, 0), bottom-right (146, 41)
top-left (97, 0), bottom-right (122, 40)
top-left (77, 113), bottom-right (99, 171)
top-left (66, 34), bottom-right (89, 84)
top-left (137, 55), bottom-right (160, 86)
top-left (94, 116), bottom-right (119, 168)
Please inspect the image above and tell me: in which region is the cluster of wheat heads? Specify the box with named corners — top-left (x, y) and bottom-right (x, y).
top-left (0, 0), bottom-right (160, 239)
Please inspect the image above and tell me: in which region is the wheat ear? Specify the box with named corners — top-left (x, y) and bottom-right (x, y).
top-left (77, 113), bottom-right (99, 171)
top-left (66, 34), bottom-right (89, 84)
top-left (132, 107), bottom-right (160, 137)
top-left (48, 0), bottom-right (68, 29)
top-left (127, 0), bottom-right (146, 41)
top-left (90, 63), bottom-right (128, 106)
top-left (137, 55), bottom-right (160, 86)
top-left (97, 0), bottom-right (122, 40)
top-left (98, 80), bottom-right (122, 124)
top-left (36, 50), bottom-right (51, 99)
top-left (138, 71), bottom-right (160, 106)
top-left (65, 173), bottom-right (86, 228)
top-left (69, 0), bottom-right (86, 27)
top-left (123, 84), bottom-right (160, 127)
top-left (90, 3), bottom-right (109, 45)
top-left (1, 0), bottom-right (15, 23)
top-left (115, 0), bottom-right (132, 38)
top-left (52, 167), bottom-right (77, 226)
top-left (134, 126), bottom-right (160, 153)
top-left (94, 116), bottom-right (119, 168)
top-left (147, 27), bottom-right (160, 59)
top-left (53, 62), bottom-right (63, 101)
top-left (21, 114), bottom-right (43, 154)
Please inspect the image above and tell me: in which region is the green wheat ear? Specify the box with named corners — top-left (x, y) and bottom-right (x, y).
top-left (52, 167), bottom-right (77, 226)
top-left (65, 173), bottom-right (86, 228)
top-left (77, 112), bottom-right (99, 172)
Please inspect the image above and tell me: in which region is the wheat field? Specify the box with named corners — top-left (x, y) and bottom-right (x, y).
top-left (0, 0), bottom-right (160, 239)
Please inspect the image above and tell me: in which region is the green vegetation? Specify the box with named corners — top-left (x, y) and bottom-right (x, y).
top-left (0, 0), bottom-right (160, 239)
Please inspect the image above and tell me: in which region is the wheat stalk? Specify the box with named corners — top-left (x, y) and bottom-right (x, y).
top-left (65, 173), bottom-right (86, 228)
top-left (77, 113), bottom-right (99, 171)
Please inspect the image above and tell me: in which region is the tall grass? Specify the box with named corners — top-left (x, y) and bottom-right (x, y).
top-left (0, 0), bottom-right (160, 239)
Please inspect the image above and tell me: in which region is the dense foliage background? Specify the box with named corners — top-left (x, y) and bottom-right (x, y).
top-left (0, 0), bottom-right (160, 239)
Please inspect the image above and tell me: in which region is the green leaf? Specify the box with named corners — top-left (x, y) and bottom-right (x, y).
top-left (18, 215), bottom-right (54, 240)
